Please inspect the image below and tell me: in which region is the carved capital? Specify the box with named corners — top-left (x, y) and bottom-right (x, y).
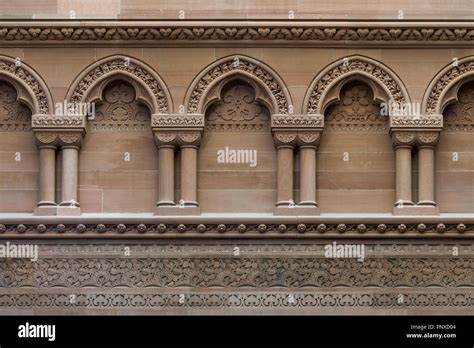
top-left (34, 131), bottom-right (58, 147)
top-left (152, 114), bottom-right (205, 130)
top-left (271, 114), bottom-right (324, 130)
top-left (416, 131), bottom-right (440, 147)
top-left (154, 131), bottom-right (178, 147)
top-left (391, 131), bottom-right (416, 148)
top-left (296, 131), bottom-right (321, 148)
top-left (177, 131), bottom-right (202, 147)
top-left (57, 131), bottom-right (84, 148)
top-left (273, 131), bottom-right (297, 147)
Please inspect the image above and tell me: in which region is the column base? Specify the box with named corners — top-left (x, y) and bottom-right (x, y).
top-left (154, 206), bottom-right (201, 216)
top-left (393, 205), bottom-right (440, 215)
top-left (274, 205), bottom-right (320, 216)
top-left (34, 206), bottom-right (58, 216)
top-left (57, 206), bottom-right (82, 216)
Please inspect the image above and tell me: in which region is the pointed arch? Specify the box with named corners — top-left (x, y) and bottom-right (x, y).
top-left (0, 54), bottom-right (53, 115)
top-left (65, 55), bottom-right (173, 114)
top-left (183, 55), bottom-right (292, 115)
top-left (303, 55), bottom-right (411, 115)
top-left (422, 56), bottom-right (474, 115)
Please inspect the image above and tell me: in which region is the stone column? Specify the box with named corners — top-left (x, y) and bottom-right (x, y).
top-left (177, 131), bottom-right (201, 214)
top-left (58, 132), bottom-right (83, 216)
top-left (155, 132), bottom-right (177, 208)
top-left (273, 132), bottom-right (296, 214)
top-left (297, 132), bottom-right (321, 211)
top-left (34, 132), bottom-right (58, 215)
top-left (416, 131), bottom-right (440, 214)
top-left (391, 131), bottom-right (416, 214)
top-left (152, 114), bottom-right (205, 216)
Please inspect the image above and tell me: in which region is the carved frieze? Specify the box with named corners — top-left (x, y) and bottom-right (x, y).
top-left (390, 114), bottom-right (443, 128)
top-left (152, 114), bottom-right (205, 129)
top-left (271, 114), bottom-right (324, 129)
top-left (32, 114), bottom-right (86, 129)
top-left (2, 22), bottom-right (474, 47)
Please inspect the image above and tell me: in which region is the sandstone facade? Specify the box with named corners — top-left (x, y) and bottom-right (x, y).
top-left (0, 2), bottom-right (473, 314)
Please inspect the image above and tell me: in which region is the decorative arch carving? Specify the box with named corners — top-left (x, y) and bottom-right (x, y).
top-left (66, 55), bottom-right (172, 115)
top-left (0, 54), bottom-right (53, 115)
top-left (303, 55), bottom-right (410, 115)
top-left (204, 79), bottom-right (271, 131)
top-left (324, 80), bottom-right (388, 131)
top-left (422, 56), bottom-right (474, 115)
top-left (184, 55), bottom-right (292, 115)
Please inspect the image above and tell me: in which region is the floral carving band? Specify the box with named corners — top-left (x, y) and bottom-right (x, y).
top-left (1, 21), bottom-right (474, 47)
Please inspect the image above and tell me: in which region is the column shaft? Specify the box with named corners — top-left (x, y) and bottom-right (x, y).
top-left (299, 146), bottom-right (317, 206)
top-left (38, 146), bottom-right (56, 206)
top-left (395, 146), bottom-right (414, 206)
top-left (157, 146), bottom-right (175, 206)
top-left (60, 146), bottom-right (79, 206)
top-left (418, 146), bottom-right (436, 205)
top-left (180, 146), bottom-right (198, 206)
top-left (276, 146), bottom-right (294, 206)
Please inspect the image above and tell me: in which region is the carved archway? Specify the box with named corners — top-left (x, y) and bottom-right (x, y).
top-left (184, 55), bottom-right (292, 115)
top-left (422, 56), bottom-right (474, 115)
top-left (303, 55), bottom-right (411, 115)
top-left (66, 55), bottom-right (173, 115)
top-left (0, 54), bottom-right (53, 115)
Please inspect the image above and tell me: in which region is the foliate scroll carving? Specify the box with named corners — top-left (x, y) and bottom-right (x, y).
top-left (34, 131), bottom-right (84, 147)
top-left (32, 114), bottom-right (86, 128)
top-left (391, 131), bottom-right (416, 147)
top-left (273, 131), bottom-right (297, 147)
top-left (426, 60), bottom-right (474, 115)
top-left (151, 114), bottom-right (205, 128)
top-left (296, 132), bottom-right (321, 147)
top-left (0, 59), bottom-right (49, 113)
top-left (0, 81), bottom-right (32, 131)
top-left (187, 57), bottom-right (289, 114)
top-left (416, 131), bottom-right (440, 146)
top-left (324, 82), bottom-right (387, 131)
top-left (443, 81), bottom-right (474, 131)
top-left (306, 59), bottom-right (406, 114)
top-left (90, 80), bottom-right (151, 131)
top-left (206, 82), bottom-right (270, 131)
top-left (271, 114), bottom-right (324, 129)
top-left (70, 58), bottom-right (168, 113)
top-left (390, 114), bottom-right (443, 128)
